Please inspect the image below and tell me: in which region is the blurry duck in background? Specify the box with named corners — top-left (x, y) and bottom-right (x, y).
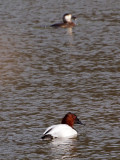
top-left (50, 13), bottom-right (77, 28)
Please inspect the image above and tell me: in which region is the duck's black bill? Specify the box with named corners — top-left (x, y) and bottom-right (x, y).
top-left (72, 16), bottom-right (77, 20)
top-left (75, 117), bottom-right (85, 125)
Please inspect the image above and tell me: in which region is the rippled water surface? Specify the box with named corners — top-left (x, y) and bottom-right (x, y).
top-left (0, 0), bottom-right (120, 159)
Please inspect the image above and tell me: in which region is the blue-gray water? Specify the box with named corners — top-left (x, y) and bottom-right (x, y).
top-left (0, 0), bottom-right (120, 159)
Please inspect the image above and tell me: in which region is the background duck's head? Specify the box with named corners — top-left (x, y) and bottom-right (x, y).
top-left (63, 13), bottom-right (76, 23)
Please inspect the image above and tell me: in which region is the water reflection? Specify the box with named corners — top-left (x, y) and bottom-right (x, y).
top-left (67, 28), bottom-right (73, 36)
top-left (50, 138), bottom-right (78, 160)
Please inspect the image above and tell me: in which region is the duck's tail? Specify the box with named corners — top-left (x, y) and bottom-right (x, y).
top-left (41, 134), bottom-right (53, 140)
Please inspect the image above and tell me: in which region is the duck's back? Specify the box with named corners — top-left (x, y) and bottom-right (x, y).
top-left (51, 22), bottom-right (75, 28)
top-left (42, 124), bottom-right (77, 139)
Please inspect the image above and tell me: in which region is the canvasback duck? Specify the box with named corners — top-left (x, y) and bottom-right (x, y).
top-left (41, 112), bottom-right (84, 140)
top-left (50, 13), bottom-right (76, 28)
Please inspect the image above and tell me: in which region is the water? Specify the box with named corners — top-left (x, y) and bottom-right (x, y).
top-left (0, 0), bottom-right (120, 159)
